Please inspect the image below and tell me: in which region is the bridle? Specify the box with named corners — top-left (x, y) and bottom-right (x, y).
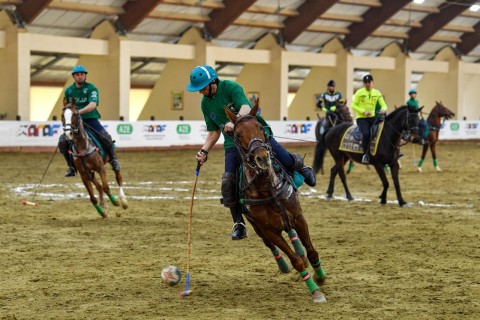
top-left (233, 115), bottom-right (272, 172)
top-left (62, 105), bottom-right (81, 137)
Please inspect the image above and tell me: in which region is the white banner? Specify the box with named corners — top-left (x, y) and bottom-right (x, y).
top-left (0, 120), bottom-right (478, 148)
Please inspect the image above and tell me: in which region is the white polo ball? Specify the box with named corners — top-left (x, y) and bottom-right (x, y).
top-left (161, 265), bottom-right (182, 287)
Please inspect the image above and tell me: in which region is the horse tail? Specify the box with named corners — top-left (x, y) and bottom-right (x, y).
top-left (312, 136), bottom-right (326, 175)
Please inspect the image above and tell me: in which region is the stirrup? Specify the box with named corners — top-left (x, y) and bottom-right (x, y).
top-left (65, 167), bottom-right (76, 177)
top-left (231, 222), bottom-right (247, 240)
top-left (361, 154), bottom-right (370, 164)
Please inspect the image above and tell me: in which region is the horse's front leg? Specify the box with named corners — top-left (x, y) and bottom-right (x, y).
top-left (326, 164), bottom-right (338, 199)
top-left (389, 161), bottom-right (408, 207)
top-left (80, 174), bottom-right (106, 218)
top-left (293, 214), bottom-right (326, 285)
top-left (431, 143), bottom-right (442, 172)
top-left (373, 163), bottom-right (389, 205)
top-left (263, 229), bottom-right (326, 303)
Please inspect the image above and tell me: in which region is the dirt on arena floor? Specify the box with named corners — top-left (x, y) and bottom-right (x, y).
top-left (1, 143), bottom-right (479, 320)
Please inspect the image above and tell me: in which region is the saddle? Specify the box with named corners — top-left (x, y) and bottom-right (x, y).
top-left (339, 122), bottom-right (385, 155)
top-left (69, 129), bottom-right (107, 158)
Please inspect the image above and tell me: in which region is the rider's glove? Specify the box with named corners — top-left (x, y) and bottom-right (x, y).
top-left (196, 149), bottom-right (208, 163)
top-left (322, 107), bottom-right (327, 113)
top-left (330, 106), bottom-right (336, 112)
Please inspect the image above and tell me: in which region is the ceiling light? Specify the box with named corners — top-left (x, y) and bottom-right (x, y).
top-left (470, 4), bottom-right (480, 11)
top-left (413, 0), bottom-right (425, 4)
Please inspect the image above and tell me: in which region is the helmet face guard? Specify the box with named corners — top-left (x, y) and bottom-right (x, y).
top-left (186, 65), bottom-right (218, 92)
top-left (71, 65), bottom-right (88, 75)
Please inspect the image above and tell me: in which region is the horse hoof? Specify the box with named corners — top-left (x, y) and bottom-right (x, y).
top-left (435, 166), bottom-right (442, 172)
top-left (312, 290), bottom-right (327, 303)
top-left (120, 197), bottom-right (129, 209)
top-left (100, 212), bottom-right (107, 219)
top-left (326, 194), bottom-right (333, 200)
top-left (347, 195), bottom-right (354, 201)
top-left (116, 212), bottom-right (122, 217)
top-left (417, 168), bottom-right (423, 173)
top-left (401, 203), bottom-right (412, 208)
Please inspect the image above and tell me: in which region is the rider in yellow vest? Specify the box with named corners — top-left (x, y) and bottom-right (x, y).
top-left (351, 75), bottom-right (387, 164)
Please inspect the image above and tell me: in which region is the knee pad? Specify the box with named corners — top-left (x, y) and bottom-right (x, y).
top-left (221, 172), bottom-right (237, 208)
top-left (58, 135), bottom-right (69, 154)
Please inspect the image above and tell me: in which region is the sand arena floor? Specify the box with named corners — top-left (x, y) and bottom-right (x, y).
top-left (1, 143), bottom-right (479, 319)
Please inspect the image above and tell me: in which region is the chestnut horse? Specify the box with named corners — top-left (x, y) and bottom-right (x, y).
top-left (325, 105), bottom-right (422, 207)
top-left (312, 99), bottom-right (353, 175)
top-left (416, 101), bottom-right (455, 173)
top-left (225, 101), bottom-right (326, 303)
top-left (62, 98), bottom-right (128, 218)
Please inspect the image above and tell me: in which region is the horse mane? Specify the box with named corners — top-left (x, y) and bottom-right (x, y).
top-left (386, 105), bottom-right (408, 120)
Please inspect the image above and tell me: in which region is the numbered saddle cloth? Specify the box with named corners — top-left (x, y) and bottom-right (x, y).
top-left (339, 122), bottom-right (385, 156)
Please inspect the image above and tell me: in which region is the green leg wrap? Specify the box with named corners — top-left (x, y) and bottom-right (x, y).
top-left (433, 159), bottom-right (438, 167)
top-left (288, 229), bottom-right (305, 256)
top-left (348, 161), bottom-right (354, 172)
top-left (300, 270), bottom-right (319, 294)
top-left (109, 194), bottom-right (118, 204)
top-left (92, 202), bottom-right (104, 215)
top-left (312, 260), bottom-right (326, 281)
top-left (272, 248), bottom-right (289, 273)
top-left (418, 159), bottom-right (424, 168)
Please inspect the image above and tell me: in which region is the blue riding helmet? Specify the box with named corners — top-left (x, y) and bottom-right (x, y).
top-left (327, 80), bottom-right (336, 87)
top-left (409, 89), bottom-right (417, 94)
top-left (71, 65), bottom-right (88, 75)
top-left (186, 65), bottom-right (218, 92)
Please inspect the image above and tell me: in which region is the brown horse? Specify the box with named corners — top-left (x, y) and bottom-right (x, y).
top-left (312, 99), bottom-right (353, 175)
top-left (62, 98), bottom-right (128, 218)
top-left (225, 101), bottom-right (326, 303)
top-left (416, 101), bottom-right (455, 173)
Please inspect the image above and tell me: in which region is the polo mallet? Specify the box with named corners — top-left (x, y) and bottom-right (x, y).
top-left (22, 146), bottom-right (59, 206)
top-left (181, 161), bottom-right (201, 297)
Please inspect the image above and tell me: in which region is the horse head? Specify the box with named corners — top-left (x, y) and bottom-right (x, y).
top-left (62, 98), bottom-right (82, 141)
top-left (434, 101), bottom-right (455, 120)
top-left (335, 99), bottom-right (353, 123)
top-left (405, 105), bottom-right (423, 135)
top-left (225, 99), bottom-right (271, 172)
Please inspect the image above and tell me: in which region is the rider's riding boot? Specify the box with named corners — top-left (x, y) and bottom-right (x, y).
top-left (230, 207), bottom-right (247, 240)
top-left (62, 152), bottom-right (76, 177)
top-left (106, 143), bottom-right (121, 171)
top-left (291, 153), bottom-right (316, 187)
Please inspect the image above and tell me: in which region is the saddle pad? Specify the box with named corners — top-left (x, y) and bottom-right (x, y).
top-left (339, 122), bottom-right (384, 156)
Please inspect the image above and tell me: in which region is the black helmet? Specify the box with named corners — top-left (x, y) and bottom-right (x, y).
top-left (327, 80), bottom-right (336, 87)
top-left (363, 74), bottom-right (373, 82)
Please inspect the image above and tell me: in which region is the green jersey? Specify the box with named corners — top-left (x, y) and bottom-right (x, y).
top-left (64, 82), bottom-right (101, 119)
top-left (406, 98), bottom-right (419, 110)
top-left (201, 80), bottom-right (270, 150)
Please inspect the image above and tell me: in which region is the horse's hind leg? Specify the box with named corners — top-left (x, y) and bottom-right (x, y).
top-left (248, 219), bottom-right (290, 273)
top-left (114, 170), bottom-right (128, 209)
top-left (336, 156), bottom-right (353, 201)
top-left (373, 164), bottom-right (389, 205)
top-left (417, 144), bottom-right (429, 173)
top-left (431, 143), bottom-right (441, 172)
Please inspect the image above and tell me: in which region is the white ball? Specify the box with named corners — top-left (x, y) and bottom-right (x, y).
top-left (161, 265), bottom-right (182, 287)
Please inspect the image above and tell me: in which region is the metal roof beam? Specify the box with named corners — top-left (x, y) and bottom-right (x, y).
top-left (456, 21), bottom-right (480, 55)
top-left (406, 1), bottom-right (476, 52)
top-left (16, 0), bottom-right (53, 24)
top-left (118, 0), bottom-right (163, 32)
top-left (204, 0), bottom-right (256, 38)
top-left (281, 0), bottom-right (337, 44)
top-left (344, 0), bottom-right (411, 48)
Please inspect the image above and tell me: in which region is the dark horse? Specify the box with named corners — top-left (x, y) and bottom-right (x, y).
top-left (416, 101), bottom-right (455, 173)
top-left (325, 105), bottom-right (422, 207)
top-left (62, 98), bottom-right (128, 218)
top-left (225, 101), bottom-right (327, 303)
top-left (312, 99), bottom-right (353, 175)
